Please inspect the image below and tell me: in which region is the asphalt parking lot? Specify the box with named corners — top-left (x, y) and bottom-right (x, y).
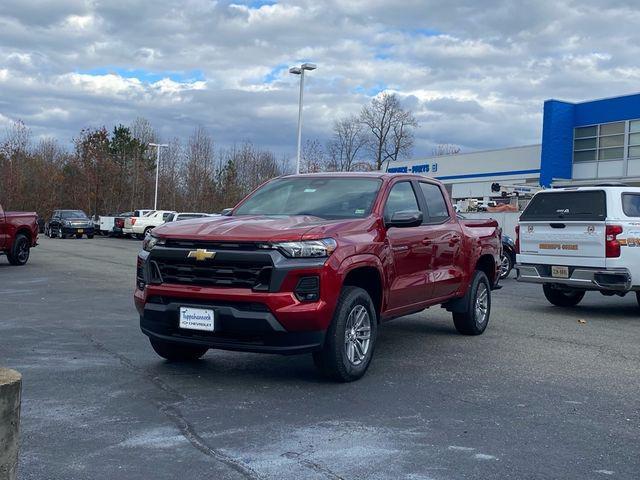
top-left (1, 236), bottom-right (639, 480)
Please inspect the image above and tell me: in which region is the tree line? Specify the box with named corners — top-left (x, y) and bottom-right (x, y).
top-left (1, 92), bottom-right (451, 218)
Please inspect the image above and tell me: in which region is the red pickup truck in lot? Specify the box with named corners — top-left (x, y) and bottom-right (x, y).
top-left (135, 173), bottom-right (501, 381)
top-left (0, 203), bottom-right (38, 265)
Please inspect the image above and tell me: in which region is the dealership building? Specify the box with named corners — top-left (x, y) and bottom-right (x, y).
top-left (389, 92), bottom-right (640, 201)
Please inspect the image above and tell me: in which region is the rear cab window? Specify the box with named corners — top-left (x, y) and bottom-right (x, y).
top-left (521, 190), bottom-right (607, 221)
top-left (622, 194), bottom-right (640, 217)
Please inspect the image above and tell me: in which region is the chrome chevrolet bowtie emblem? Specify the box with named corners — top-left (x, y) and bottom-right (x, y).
top-left (187, 249), bottom-right (215, 261)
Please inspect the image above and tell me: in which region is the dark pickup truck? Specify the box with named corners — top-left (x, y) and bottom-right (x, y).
top-left (135, 173), bottom-right (501, 381)
top-left (0, 203), bottom-right (38, 265)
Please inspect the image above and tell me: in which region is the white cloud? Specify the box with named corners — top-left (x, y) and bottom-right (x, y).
top-left (1, 0), bottom-right (640, 157)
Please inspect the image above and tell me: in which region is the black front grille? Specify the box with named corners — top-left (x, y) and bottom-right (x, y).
top-left (152, 258), bottom-right (272, 289)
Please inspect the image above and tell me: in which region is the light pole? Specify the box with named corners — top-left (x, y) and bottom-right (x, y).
top-left (149, 143), bottom-right (168, 210)
top-left (289, 62), bottom-right (317, 174)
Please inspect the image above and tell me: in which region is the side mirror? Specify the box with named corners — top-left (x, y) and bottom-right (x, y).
top-left (386, 210), bottom-right (423, 228)
top-left (221, 208), bottom-right (233, 216)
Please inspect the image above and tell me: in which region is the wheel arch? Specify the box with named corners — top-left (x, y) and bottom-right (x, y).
top-left (340, 256), bottom-right (385, 322)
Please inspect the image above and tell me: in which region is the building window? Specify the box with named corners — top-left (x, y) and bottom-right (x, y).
top-left (574, 120), bottom-right (637, 165)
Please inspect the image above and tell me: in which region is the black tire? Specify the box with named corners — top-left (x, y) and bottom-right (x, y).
top-left (7, 233), bottom-right (30, 266)
top-left (542, 284), bottom-right (585, 307)
top-left (312, 286), bottom-right (377, 382)
top-left (453, 270), bottom-right (491, 335)
top-left (499, 252), bottom-right (514, 280)
top-left (143, 227), bottom-right (153, 238)
top-left (150, 339), bottom-right (208, 361)
top-left (635, 292), bottom-right (640, 309)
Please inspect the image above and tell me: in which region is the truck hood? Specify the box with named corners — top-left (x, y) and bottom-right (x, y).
top-left (153, 215), bottom-right (374, 242)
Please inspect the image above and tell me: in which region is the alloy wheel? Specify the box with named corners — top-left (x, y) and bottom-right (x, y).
top-left (343, 304), bottom-right (371, 366)
top-left (475, 283), bottom-right (489, 325)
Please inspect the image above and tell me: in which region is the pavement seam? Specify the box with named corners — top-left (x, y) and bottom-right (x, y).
top-left (80, 332), bottom-right (264, 480)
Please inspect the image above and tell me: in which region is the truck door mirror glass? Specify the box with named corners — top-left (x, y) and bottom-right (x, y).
top-left (221, 208), bottom-right (233, 216)
top-left (386, 210), bottom-right (423, 228)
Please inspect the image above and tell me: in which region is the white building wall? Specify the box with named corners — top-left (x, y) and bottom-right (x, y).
top-left (389, 144), bottom-right (542, 199)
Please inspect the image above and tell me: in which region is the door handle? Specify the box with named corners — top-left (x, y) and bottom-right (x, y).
top-left (421, 238), bottom-right (432, 245)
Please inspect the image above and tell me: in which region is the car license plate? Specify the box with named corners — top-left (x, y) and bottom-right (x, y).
top-left (77, 229), bottom-right (83, 233)
top-left (551, 266), bottom-right (569, 278)
top-left (179, 307), bottom-right (215, 332)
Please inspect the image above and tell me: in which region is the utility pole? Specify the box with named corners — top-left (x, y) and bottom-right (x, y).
top-left (289, 63), bottom-right (317, 174)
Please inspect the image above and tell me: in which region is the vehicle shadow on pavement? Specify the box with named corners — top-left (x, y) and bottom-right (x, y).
top-left (140, 317), bottom-right (460, 384)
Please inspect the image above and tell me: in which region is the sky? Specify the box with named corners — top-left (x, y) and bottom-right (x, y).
top-left (2, 0), bottom-right (640, 161)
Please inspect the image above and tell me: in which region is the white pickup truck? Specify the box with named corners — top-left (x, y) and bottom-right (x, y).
top-left (125, 210), bottom-right (176, 239)
top-left (516, 186), bottom-right (640, 307)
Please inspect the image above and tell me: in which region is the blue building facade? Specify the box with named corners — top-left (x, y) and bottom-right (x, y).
top-left (540, 93), bottom-right (640, 186)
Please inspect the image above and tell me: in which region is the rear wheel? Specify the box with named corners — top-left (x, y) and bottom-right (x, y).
top-left (150, 339), bottom-right (208, 361)
top-left (452, 270), bottom-right (491, 335)
top-left (499, 252), bottom-right (513, 280)
top-left (312, 286), bottom-right (377, 382)
top-left (7, 233), bottom-right (30, 265)
top-left (542, 284), bottom-right (585, 307)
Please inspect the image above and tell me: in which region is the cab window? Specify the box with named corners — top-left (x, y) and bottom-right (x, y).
top-left (384, 182), bottom-right (420, 222)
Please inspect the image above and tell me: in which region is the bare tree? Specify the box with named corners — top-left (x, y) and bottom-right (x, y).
top-left (301, 139), bottom-right (325, 173)
top-left (432, 144), bottom-right (461, 156)
top-left (326, 115), bottom-right (366, 172)
top-left (184, 126), bottom-right (214, 210)
top-left (360, 93), bottom-right (418, 170)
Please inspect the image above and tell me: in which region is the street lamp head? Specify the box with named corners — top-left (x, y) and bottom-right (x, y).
top-left (301, 63), bottom-right (317, 71)
top-left (289, 67), bottom-right (302, 75)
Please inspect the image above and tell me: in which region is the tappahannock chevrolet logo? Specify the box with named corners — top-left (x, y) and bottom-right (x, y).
top-left (187, 249), bottom-right (216, 261)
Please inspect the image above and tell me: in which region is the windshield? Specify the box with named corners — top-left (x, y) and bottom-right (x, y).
top-left (235, 177), bottom-right (382, 219)
top-left (61, 211), bottom-right (88, 219)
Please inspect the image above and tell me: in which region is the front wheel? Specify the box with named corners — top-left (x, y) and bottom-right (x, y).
top-left (452, 270), bottom-right (491, 335)
top-left (313, 286), bottom-right (377, 382)
top-left (7, 233), bottom-right (30, 265)
top-left (150, 339), bottom-right (208, 361)
top-left (543, 285), bottom-right (585, 307)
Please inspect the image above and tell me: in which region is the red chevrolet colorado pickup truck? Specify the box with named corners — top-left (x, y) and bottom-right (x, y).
top-left (0, 203), bottom-right (38, 265)
top-left (135, 173), bottom-right (501, 381)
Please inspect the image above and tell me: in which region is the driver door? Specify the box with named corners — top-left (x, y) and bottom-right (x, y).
top-left (384, 181), bottom-right (432, 310)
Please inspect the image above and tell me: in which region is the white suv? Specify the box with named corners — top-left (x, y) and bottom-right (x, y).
top-left (127, 210), bottom-right (176, 239)
top-left (516, 186), bottom-right (640, 307)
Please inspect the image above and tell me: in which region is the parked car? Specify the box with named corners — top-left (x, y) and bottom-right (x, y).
top-left (113, 212), bottom-right (134, 237)
top-left (164, 212), bottom-right (211, 222)
top-left (516, 186), bottom-right (640, 306)
top-left (122, 209), bottom-right (153, 238)
top-left (0, 203), bottom-right (38, 265)
top-left (127, 210), bottom-right (176, 238)
top-left (500, 234), bottom-right (516, 279)
top-left (135, 173), bottom-right (501, 381)
top-left (46, 210), bottom-right (94, 239)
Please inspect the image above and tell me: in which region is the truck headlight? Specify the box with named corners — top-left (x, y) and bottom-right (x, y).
top-left (142, 234), bottom-right (165, 252)
top-left (271, 238), bottom-right (337, 258)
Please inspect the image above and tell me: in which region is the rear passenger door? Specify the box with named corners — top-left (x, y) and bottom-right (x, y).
top-left (384, 181), bottom-right (432, 310)
top-left (416, 181), bottom-right (463, 299)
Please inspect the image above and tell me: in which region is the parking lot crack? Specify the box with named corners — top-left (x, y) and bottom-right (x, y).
top-left (80, 332), bottom-right (263, 480)
top-left (281, 452), bottom-right (346, 480)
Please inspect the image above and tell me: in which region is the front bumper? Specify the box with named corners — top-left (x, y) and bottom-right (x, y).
top-left (140, 297), bottom-right (324, 354)
top-left (516, 264), bottom-right (632, 291)
top-left (62, 226), bottom-right (94, 235)
top-left (135, 246), bottom-right (343, 354)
